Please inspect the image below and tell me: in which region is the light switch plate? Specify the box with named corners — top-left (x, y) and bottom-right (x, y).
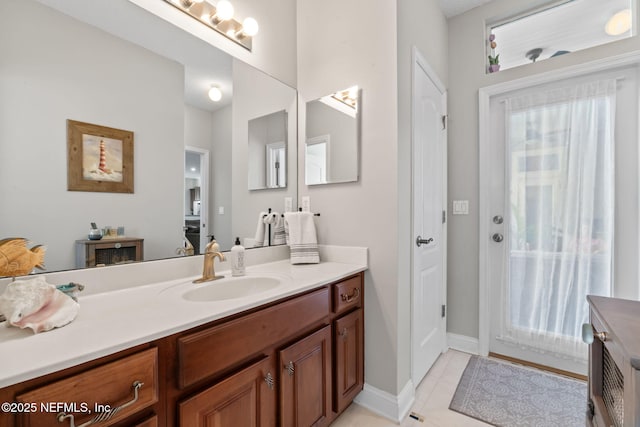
top-left (284, 197), bottom-right (293, 212)
top-left (301, 196), bottom-right (310, 212)
top-left (218, 206), bottom-right (225, 215)
top-left (452, 200), bottom-right (469, 215)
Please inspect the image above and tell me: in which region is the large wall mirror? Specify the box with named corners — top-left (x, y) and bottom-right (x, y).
top-left (0, 0), bottom-right (297, 277)
top-left (305, 86), bottom-right (360, 185)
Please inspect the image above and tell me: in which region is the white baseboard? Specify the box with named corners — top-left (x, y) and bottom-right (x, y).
top-left (354, 380), bottom-right (415, 423)
top-left (447, 333), bottom-right (479, 355)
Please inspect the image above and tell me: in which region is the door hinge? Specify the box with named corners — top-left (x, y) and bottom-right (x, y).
top-left (442, 210), bottom-right (446, 224)
top-left (441, 115), bottom-right (447, 130)
top-left (441, 304), bottom-right (446, 318)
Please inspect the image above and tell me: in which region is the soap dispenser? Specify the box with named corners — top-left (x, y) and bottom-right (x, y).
top-left (230, 237), bottom-right (245, 276)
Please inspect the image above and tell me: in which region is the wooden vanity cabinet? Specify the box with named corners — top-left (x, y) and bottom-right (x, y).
top-left (280, 325), bottom-right (333, 427)
top-left (334, 308), bottom-right (364, 414)
top-left (178, 356), bottom-right (277, 426)
top-left (0, 272), bottom-right (364, 427)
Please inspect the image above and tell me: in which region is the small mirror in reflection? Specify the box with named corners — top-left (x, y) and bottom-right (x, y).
top-left (305, 86), bottom-right (359, 185)
top-left (248, 110), bottom-right (288, 190)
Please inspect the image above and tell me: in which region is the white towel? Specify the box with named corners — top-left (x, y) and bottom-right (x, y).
top-left (272, 214), bottom-right (286, 245)
top-left (254, 211), bottom-right (268, 247)
top-left (283, 212), bottom-right (319, 264)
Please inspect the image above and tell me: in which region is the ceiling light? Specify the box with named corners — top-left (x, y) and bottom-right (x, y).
top-left (605, 9), bottom-right (632, 36)
top-left (208, 86), bottom-right (222, 102)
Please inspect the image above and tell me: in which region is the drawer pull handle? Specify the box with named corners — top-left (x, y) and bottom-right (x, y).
top-left (265, 372), bottom-right (274, 390)
top-left (286, 361), bottom-right (295, 376)
top-left (339, 328), bottom-right (348, 339)
top-left (340, 288), bottom-right (360, 303)
top-left (57, 380), bottom-right (143, 427)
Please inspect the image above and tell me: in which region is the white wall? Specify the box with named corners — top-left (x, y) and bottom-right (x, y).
top-left (232, 60), bottom-right (297, 244)
top-left (447, 0), bottom-right (640, 338)
top-left (0, 0), bottom-right (184, 271)
top-left (297, 0), bottom-right (399, 397)
top-left (297, 0), bottom-right (448, 407)
top-left (211, 106), bottom-right (234, 249)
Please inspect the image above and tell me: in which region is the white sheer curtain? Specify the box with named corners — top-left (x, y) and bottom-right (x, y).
top-left (500, 79), bottom-right (616, 360)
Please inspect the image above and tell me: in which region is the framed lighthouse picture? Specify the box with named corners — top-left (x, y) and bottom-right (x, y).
top-left (67, 120), bottom-right (134, 193)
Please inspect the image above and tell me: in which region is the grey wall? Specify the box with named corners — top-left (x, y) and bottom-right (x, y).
top-left (447, 0), bottom-right (640, 339)
top-left (297, 0), bottom-right (448, 397)
top-left (0, 0), bottom-right (184, 271)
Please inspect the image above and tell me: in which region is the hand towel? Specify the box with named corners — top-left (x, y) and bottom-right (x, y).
top-left (283, 212), bottom-right (319, 264)
top-left (254, 211), bottom-right (267, 247)
top-left (272, 214), bottom-right (286, 245)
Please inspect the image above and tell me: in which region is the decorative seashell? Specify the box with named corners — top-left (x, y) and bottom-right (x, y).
top-left (0, 238), bottom-right (46, 277)
top-left (0, 276), bottom-right (79, 333)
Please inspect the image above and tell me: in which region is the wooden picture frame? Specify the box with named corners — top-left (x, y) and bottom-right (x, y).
top-left (67, 120), bottom-right (134, 193)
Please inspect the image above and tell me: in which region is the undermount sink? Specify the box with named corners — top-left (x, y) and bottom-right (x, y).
top-left (182, 276), bottom-right (282, 302)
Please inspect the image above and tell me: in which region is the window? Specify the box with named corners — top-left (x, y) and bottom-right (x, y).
top-left (488, 0), bottom-right (634, 72)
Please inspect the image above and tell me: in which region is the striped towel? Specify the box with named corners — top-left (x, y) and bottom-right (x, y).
top-left (272, 214), bottom-right (286, 245)
top-left (283, 212), bottom-right (319, 264)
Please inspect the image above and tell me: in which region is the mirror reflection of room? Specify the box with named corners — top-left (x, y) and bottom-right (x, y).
top-left (0, 0), bottom-right (297, 276)
top-left (305, 86), bottom-right (360, 185)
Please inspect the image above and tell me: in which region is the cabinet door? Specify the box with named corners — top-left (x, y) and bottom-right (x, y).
top-left (334, 308), bottom-right (364, 414)
top-left (178, 356), bottom-right (276, 427)
top-left (280, 325), bottom-right (332, 427)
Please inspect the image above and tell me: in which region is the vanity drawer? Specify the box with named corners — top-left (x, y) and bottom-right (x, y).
top-left (16, 348), bottom-right (158, 427)
top-left (178, 287), bottom-right (330, 389)
top-left (333, 275), bottom-right (363, 315)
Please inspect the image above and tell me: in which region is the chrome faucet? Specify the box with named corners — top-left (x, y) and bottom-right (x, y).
top-left (193, 240), bottom-right (225, 283)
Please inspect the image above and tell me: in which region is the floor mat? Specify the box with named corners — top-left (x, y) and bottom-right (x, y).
top-left (449, 355), bottom-right (587, 427)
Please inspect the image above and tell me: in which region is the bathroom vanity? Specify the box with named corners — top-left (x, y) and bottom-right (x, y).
top-left (0, 255), bottom-right (365, 427)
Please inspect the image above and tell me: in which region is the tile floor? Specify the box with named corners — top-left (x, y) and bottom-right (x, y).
top-left (332, 350), bottom-right (492, 427)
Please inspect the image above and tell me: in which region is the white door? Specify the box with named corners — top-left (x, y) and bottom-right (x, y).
top-left (185, 147), bottom-right (210, 254)
top-left (484, 66), bottom-right (639, 375)
top-left (411, 48), bottom-right (447, 386)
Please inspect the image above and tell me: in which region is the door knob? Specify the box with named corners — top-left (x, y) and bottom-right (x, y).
top-left (492, 233), bottom-right (503, 243)
top-left (416, 236), bottom-right (434, 247)
top-left (493, 215), bottom-right (503, 224)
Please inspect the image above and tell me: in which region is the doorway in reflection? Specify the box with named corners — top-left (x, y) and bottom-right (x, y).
top-left (184, 148), bottom-right (210, 255)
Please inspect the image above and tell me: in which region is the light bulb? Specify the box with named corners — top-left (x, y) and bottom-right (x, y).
top-left (215, 1), bottom-right (234, 21)
top-left (241, 17), bottom-right (259, 37)
top-left (605, 9), bottom-right (632, 36)
top-left (208, 86), bottom-right (222, 102)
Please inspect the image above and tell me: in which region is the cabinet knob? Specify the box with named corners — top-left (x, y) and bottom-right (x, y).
top-left (286, 361), bottom-right (295, 376)
top-left (339, 328), bottom-right (349, 339)
top-left (264, 372), bottom-right (274, 390)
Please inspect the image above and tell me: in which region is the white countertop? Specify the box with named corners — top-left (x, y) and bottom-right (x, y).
top-left (0, 258), bottom-right (367, 388)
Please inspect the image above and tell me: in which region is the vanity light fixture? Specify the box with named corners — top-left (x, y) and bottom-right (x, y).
top-left (331, 86), bottom-right (359, 110)
top-left (605, 9), bottom-right (632, 36)
top-left (163, 0), bottom-right (259, 51)
top-left (208, 86), bottom-right (222, 102)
